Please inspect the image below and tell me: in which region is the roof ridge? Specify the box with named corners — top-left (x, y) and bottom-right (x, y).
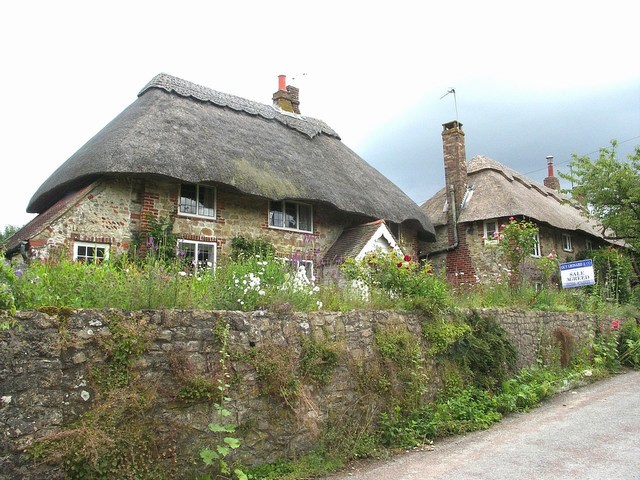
top-left (139, 73), bottom-right (340, 140)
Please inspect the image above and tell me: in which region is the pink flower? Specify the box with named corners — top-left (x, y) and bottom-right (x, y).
top-left (493, 231), bottom-right (500, 238)
top-left (611, 320), bottom-right (621, 331)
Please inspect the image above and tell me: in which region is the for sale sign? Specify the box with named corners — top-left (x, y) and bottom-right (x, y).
top-left (560, 259), bottom-right (595, 289)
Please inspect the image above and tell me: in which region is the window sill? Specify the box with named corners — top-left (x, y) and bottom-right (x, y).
top-left (178, 212), bottom-right (217, 221)
top-left (268, 225), bottom-right (313, 234)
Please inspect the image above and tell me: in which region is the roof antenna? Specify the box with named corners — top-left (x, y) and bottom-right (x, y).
top-left (440, 88), bottom-right (459, 123)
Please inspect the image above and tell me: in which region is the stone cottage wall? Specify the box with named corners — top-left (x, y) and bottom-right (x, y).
top-left (0, 308), bottom-right (605, 479)
top-left (28, 179), bottom-right (141, 259)
top-left (429, 219), bottom-right (605, 283)
top-left (28, 177), bottom-right (421, 267)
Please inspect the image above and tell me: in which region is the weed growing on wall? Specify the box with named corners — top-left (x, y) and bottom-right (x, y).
top-left (90, 313), bottom-right (152, 392)
top-left (370, 324), bottom-right (428, 411)
top-left (0, 257), bottom-right (18, 329)
top-left (299, 335), bottom-right (341, 386)
top-left (29, 313), bottom-right (177, 479)
top-left (449, 313), bottom-right (517, 390)
top-left (199, 320), bottom-right (247, 480)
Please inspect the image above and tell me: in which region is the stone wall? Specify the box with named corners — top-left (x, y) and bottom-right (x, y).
top-left (0, 308), bottom-right (603, 479)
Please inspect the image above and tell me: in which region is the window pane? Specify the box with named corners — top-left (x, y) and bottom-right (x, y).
top-left (298, 204), bottom-right (312, 232)
top-left (285, 202), bottom-right (298, 229)
top-left (485, 220), bottom-right (498, 238)
top-left (198, 243), bottom-right (215, 270)
top-left (269, 201), bottom-right (282, 228)
top-left (531, 234), bottom-right (541, 257)
top-left (198, 185), bottom-right (215, 217)
top-left (180, 184), bottom-right (197, 215)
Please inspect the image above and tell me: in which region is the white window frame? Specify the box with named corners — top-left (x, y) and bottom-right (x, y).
top-left (177, 239), bottom-right (217, 274)
top-left (268, 200), bottom-right (313, 233)
top-left (178, 183), bottom-right (217, 219)
top-left (483, 219), bottom-right (500, 244)
top-left (73, 241), bottom-right (110, 263)
top-left (585, 238), bottom-right (593, 251)
top-left (562, 233), bottom-right (573, 252)
top-left (531, 232), bottom-right (541, 258)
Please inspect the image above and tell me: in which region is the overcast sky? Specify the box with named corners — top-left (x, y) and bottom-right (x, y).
top-left (1, 1), bottom-right (639, 230)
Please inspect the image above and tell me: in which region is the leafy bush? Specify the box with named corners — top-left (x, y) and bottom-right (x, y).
top-left (618, 320), bottom-right (640, 368)
top-left (341, 251), bottom-right (451, 314)
top-left (450, 313), bottom-right (517, 389)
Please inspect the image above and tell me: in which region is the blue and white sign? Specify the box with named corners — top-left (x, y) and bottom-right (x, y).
top-left (560, 259), bottom-right (595, 289)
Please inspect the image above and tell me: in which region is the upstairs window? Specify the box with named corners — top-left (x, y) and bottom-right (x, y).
top-left (483, 219), bottom-right (500, 244)
top-left (531, 232), bottom-right (541, 258)
top-left (562, 233), bottom-right (573, 252)
top-left (179, 184), bottom-right (216, 219)
top-left (585, 238), bottom-right (593, 251)
top-left (269, 201), bottom-right (313, 233)
top-left (74, 242), bottom-right (109, 263)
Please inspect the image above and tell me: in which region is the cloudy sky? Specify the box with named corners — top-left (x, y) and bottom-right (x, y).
top-left (1, 1), bottom-right (638, 230)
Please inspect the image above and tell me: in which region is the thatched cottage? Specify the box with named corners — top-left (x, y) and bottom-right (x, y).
top-left (422, 121), bottom-right (616, 284)
top-left (4, 74), bottom-right (434, 275)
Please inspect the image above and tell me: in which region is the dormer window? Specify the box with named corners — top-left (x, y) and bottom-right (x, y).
top-left (179, 184), bottom-right (216, 219)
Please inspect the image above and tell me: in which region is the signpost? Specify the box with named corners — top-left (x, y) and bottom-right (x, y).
top-left (559, 259), bottom-right (595, 289)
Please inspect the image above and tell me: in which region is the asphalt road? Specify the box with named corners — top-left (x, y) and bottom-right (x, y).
top-left (324, 370), bottom-right (640, 480)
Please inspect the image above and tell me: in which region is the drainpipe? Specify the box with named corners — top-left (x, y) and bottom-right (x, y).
top-left (427, 185), bottom-right (459, 258)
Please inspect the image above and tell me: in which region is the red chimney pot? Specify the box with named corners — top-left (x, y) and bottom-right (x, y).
top-left (278, 74), bottom-right (286, 91)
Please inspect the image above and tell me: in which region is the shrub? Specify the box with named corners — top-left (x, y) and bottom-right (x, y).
top-left (341, 251), bottom-right (451, 314)
top-left (450, 313), bottom-right (517, 389)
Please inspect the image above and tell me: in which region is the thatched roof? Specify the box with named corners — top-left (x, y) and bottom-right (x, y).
top-left (27, 73), bottom-right (434, 240)
top-left (422, 155), bottom-right (610, 240)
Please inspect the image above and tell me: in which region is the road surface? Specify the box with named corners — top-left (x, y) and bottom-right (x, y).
top-left (324, 370), bottom-right (640, 480)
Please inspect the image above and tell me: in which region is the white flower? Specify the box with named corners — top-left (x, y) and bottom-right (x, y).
top-left (258, 289), bottom-right (265, 296)
top-left (178, 271), bottom-right (187, 277)
top-left (316, 300), bottom-right (323, 310)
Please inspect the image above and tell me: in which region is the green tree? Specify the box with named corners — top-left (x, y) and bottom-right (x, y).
top-left (0, 224), bottom-right (20, 244)
top-left (562, 141), bottom-right (640, 250)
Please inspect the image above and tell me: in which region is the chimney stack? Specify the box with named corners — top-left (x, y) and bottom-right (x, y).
top-left (272, 74), bottom-right (300, 114)
top-left (543, 155), bottom-right (561, 192)
top-left (442, 120), bottom-right (468, 209)
top-left (440, 120), bottom-right (476, 285)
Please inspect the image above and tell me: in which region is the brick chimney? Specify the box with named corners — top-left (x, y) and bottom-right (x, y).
top-left (441, 121), bottom-right (475, 285)
top-left (543, 155), bottom-right (561, 192)
top-left (272, 74), bottom-right (300, 114)
top-left (442, 121), bottom-right (468, 209)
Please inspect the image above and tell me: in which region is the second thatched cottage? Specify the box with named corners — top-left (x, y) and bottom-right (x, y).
top-left (4, 74), bottom-right (434, 276)
top-left (422, 121), bottom-right (618, 285)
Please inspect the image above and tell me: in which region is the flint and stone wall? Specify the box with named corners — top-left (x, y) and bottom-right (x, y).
top-left (1, 308), bottom-right (603, 479)
top-left (26, 178), bottom-right (422, 265)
